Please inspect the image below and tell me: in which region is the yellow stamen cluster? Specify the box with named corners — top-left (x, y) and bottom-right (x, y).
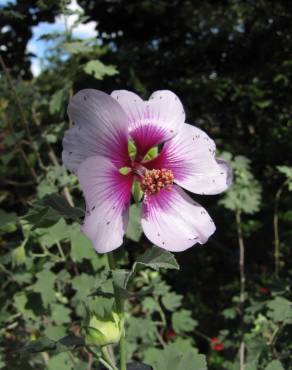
top-left (141, 168), bottom-right (174, 196)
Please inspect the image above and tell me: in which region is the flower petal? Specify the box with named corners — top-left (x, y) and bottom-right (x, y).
top-left (144, 124), bottom-right (232, 195)
top-left (63, 89), bottom-right (130, 173)
top-left (141, 185), bottom-right (216, 251)
top-left (77, 156), bottom-right (133, 253)
top-left (111, 90), bottom-right (185, 157)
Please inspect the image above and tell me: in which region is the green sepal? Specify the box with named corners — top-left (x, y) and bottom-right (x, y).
top-left (83, 310), bottom-right (122, 347)
top-left (119, 166), bottom-right (131, 175)
top-left (128, 139), bottom-right (137, 160)
top-left (132, 180), bottom-right (143, 205)
top-left (143, 146), bottom-right (158, 161)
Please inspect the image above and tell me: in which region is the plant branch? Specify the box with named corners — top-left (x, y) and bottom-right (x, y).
top-left (4, 115), bottom-right (38, 181)
top-left (273, 181), bottom-right (288, 278)
top-left (236, 210), bottom-right (246, 370)
top-left (31, 106), bottom-right (74, 206)
top-left (0, 54), bottom-right (46, 172)
top-left (107, 252), bottom-right (127, 370)
top-left (102, 346), bottom-right (119, 370)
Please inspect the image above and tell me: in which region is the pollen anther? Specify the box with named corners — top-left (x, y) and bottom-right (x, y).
top-left (141, 168), bottom-right (174, 196)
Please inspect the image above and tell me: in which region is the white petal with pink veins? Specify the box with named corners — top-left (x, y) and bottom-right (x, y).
top-left (144, 124), bottom-right (232, 195)
top-left (77, 156), bottom-right (133, 253)
top-left (63, 89), bottom-right (130, 173)
top-left (141, 185), bottom-right (216, 252)
top-left (111, 90), bottom-right (186, 157)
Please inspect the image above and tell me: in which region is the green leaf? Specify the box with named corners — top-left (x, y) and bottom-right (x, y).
top-left (179, 351), bottom-right (207, 370)
top-left (162, 292), bottom-right (183, 311)
top-left (0, 209), bottom-right (17, 229)
top-left (142, 297), bottom-right (159, 314)
top-left (277, 165), bottom-right (292, 179)
top-left (40, 194), bottom-right (84, 220)
top-left (18, 335), bottom-right (85, 355)
top-left (33, 270), bottom-right (56, 307)
top-left (172, 310), bottom-right (198, 334)
top-left (44, 325), bottom-right (67, 341)
top-left (38, 219), bottom-right (69, 247)
top-left (11, 241), bottom-right (26, 267)
top-left (112, 269), bottom-right (131, 298)
top-left (267, 297), bottom-right (292, 323)
top-left (24, 194), bottom-right (84, 228)
top-left (219, 153), bottom-right (262, 214)
top-left (51, 304), bottom-right (71, 325)
top-left (245, 361), bottom-right (258, 370)
top-left (18, 337), bottom-right (56, 354)
top-left (83, 60), bottom-right (118, 80)
top-left (47, 353), bottom-right (72, 370)
top-left (126, 204), bottom-right (143, 242)
top-left (127, 363), bottom-right (153, 370)
top-left (145, 345), bottom-right (207, 370)
top-left (72, 273), bottom-right (97, 301)
top-left (56, 335), bottom-right (85, 351)
top-left (265, 360), bottom-right (285, 370)
top-left (62, 41), bottom-right (92, 54)
top-left (127, 317), bottom-right (157, 343)
top-left (255, 100), bottom-right (272, 109)
top-left (136, 247), bottom-right (179, 270)
top-left (277, 165), bottom-right (292, 191)
top-left (70, 224), bottom-right (98, 263)
top-left (49, 87), bottom-right (69, 114)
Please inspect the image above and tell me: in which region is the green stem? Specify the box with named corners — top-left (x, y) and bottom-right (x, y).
top-left (86, 346), bottom-right (116, 370)
top-left (101, 346), bottom-right (119, 370)
top-left (107, 252), bottom-right (127, 370)
top-left (273, 180), bottom-right (288, 278)
top-left (235, 210), bottom-right (246, 370)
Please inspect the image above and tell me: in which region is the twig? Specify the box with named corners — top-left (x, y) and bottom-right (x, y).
top-left (101, 346), bottom-right (119, 370)
top-left (0, 54), bottom-right (46, 171)
top-left (31, 106), bottom-right (74, 206)
top-left (56, 241), bottom-right (66, 260)
top-left (236, 210), bottom-right (246, 370)
top-left (4, 115), bottom-right (38, 181)
top-left (87, 352), bottom-right (93, 370)
top-left (86, 346), bottom-right (117, 370)
top-left (273, 181), bottom-right (288, 278)
top-left (194, 329), bottom-right (212, 343)
top-left (270, 322), bottom-right (285, 357)
top-left (0, 179), bottom-right (36, 187)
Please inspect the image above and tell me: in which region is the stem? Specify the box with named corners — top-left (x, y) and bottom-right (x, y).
top-left (0, 55), bottom-right (46, 172)
top-left (273, 181), bottom-right (287, 278)
top-left (107, 252), bottom-right (127, 370)
top-left (155, 327), bottom-right (166, 348)
top-left (86, 346), bottom-right (116, 370)
top-left (236, 210), bottom-right (245, 370)
top-left (101, 346), bottom-right (119, 370)
top-left (31, 106), bottom-right (74, 206)
top-left (56, 241), bottom-right (66, 260)
top-left (4, 114), bottom-right (38, 181)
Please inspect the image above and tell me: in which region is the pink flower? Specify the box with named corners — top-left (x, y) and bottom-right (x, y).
top-left (62, 89), bottom-right (232, 253)
top-left (164, 328), bottom-right (177, 342)
top-left (259, 287), bottom-right (269, 294)
top-left (211, 337), bottom-right (224, 351)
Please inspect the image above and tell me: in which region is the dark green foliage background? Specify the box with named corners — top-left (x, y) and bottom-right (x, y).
top-left (0, 1), bottom-right (291, 369)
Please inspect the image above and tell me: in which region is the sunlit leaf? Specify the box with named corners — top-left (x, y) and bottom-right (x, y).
top-left (83, 60), bottom-right (118, 80)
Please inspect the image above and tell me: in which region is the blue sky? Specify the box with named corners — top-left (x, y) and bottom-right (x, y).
top-left (1, 0), bottom-right (98, 75)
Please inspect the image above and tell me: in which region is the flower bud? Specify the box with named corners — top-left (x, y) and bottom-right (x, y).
top-left (84, 311), bottom-right (122, 347)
